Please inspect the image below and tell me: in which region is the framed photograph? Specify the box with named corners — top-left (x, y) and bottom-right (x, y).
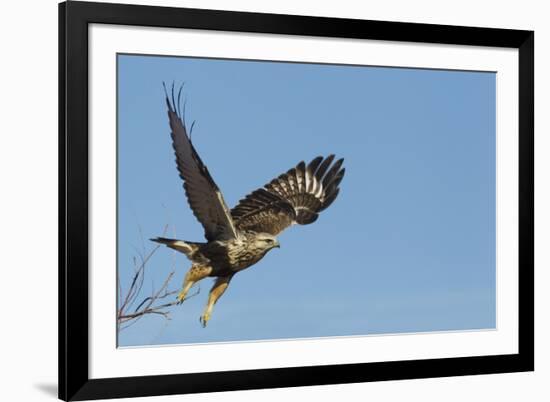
top-left (59, 1), bottom-right (534, 400)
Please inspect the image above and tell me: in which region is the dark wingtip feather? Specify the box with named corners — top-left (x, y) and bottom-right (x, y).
top-left (306, 156), bottom-right (323, 192)
top-left (176, 83), bottom-right (184, 118)
top-left (189, 120), bottom-right (197, 140)
top-left (296, 161), bottom-right (306, 175)
top-left (307, 156), bottom-right (323, 175)
top-left (319, 188), bottom-right (340, 211)
top-left (315, 155), bottom-right (335, 180)
top-left (326, 168), bottom-right (345, 190)
top-left (295, 161), bottom-right (306, 193)
top-left (322, 158), bottom-right (344, 188)
top-left (171, 82), bottom-right (177, 115)
top-left (308, 156), bottom-right (323, 168)
top-left (162, 82), bottom-right (173, 112)
top-left (336, 167), bottom-right (346, 182)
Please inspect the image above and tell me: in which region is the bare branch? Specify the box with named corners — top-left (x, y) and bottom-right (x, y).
top-left (118, 286), bottom-right (200, 327)
top-left (117, 223), bottom-right (199, 334)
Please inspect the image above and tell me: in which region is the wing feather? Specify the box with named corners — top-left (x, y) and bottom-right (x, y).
top-left (305, 156), bottom-right (322, 193)
top-left (165, 84), bottom-right (237, 241)
top-left (231, 155), bottom-right (345, 235)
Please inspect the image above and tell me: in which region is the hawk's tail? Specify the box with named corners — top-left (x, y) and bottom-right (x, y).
top-left (150, 237), bottom-right (200, 260)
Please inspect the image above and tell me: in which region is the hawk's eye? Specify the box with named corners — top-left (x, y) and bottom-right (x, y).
top-left (265, 239), bottom-right (273, 243)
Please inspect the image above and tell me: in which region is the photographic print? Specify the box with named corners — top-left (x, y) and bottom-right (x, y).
top-left (60, 3), bottom-right (533, 399)
top-left (116, 54), bottom-right (496, 347)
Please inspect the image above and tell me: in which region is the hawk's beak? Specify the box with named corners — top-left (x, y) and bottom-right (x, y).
top-left (274, 242), bottom-right (280, 249)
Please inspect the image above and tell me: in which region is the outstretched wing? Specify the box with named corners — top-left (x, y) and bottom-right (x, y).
top-left (165, 84), bottom-right (237, 241)
top-left (231, 155), bottom-right (345, 235)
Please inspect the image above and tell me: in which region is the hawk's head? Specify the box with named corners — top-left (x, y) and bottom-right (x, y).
top-left (253, 233), bottom-right (280, 253)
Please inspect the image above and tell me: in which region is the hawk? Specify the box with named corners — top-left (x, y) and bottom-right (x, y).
top-left (152, 85), bottom-right (345, 326)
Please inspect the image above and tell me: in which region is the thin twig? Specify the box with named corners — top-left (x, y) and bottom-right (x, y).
top-left (118, 286), bottom-right (200, 326)
top-left (119, 246), bottom-right (158, 315)
top-left (117, 222), bottom-right (199, 333)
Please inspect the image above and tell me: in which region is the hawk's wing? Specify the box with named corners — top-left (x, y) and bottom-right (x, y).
top-left (231, 155), bottom-right (345, 236)
top-left (165, 85), bottom-right (238, 241)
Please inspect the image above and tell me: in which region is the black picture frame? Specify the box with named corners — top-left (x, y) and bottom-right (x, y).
top-left (59, 1), bottom-right (534, 400)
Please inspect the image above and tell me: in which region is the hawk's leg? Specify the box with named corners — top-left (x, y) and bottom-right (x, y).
top-left (200, 275), bottom-right (233, 327)
top-left (177, 265), bottom-right (212, 304)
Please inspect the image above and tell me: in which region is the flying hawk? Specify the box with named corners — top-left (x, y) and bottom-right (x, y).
top-left (152, 85), bottom-right (345, 327)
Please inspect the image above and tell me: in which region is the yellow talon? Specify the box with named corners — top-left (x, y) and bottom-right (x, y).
top-left (176, 290), bottom-right (187, 304)
top-left (200, 312), bottom-right (211, 327)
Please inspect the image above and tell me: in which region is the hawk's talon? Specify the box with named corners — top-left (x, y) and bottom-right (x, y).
top-left (176, 290), bottom-right (192, 306)
top-left (176, 291), bottom-right (187, 305)
top-left (200, 313), bottom-right (210, 327)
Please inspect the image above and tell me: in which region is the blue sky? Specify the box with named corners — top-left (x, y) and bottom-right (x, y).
top-left (117, 54), bottom-right (496, 347)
